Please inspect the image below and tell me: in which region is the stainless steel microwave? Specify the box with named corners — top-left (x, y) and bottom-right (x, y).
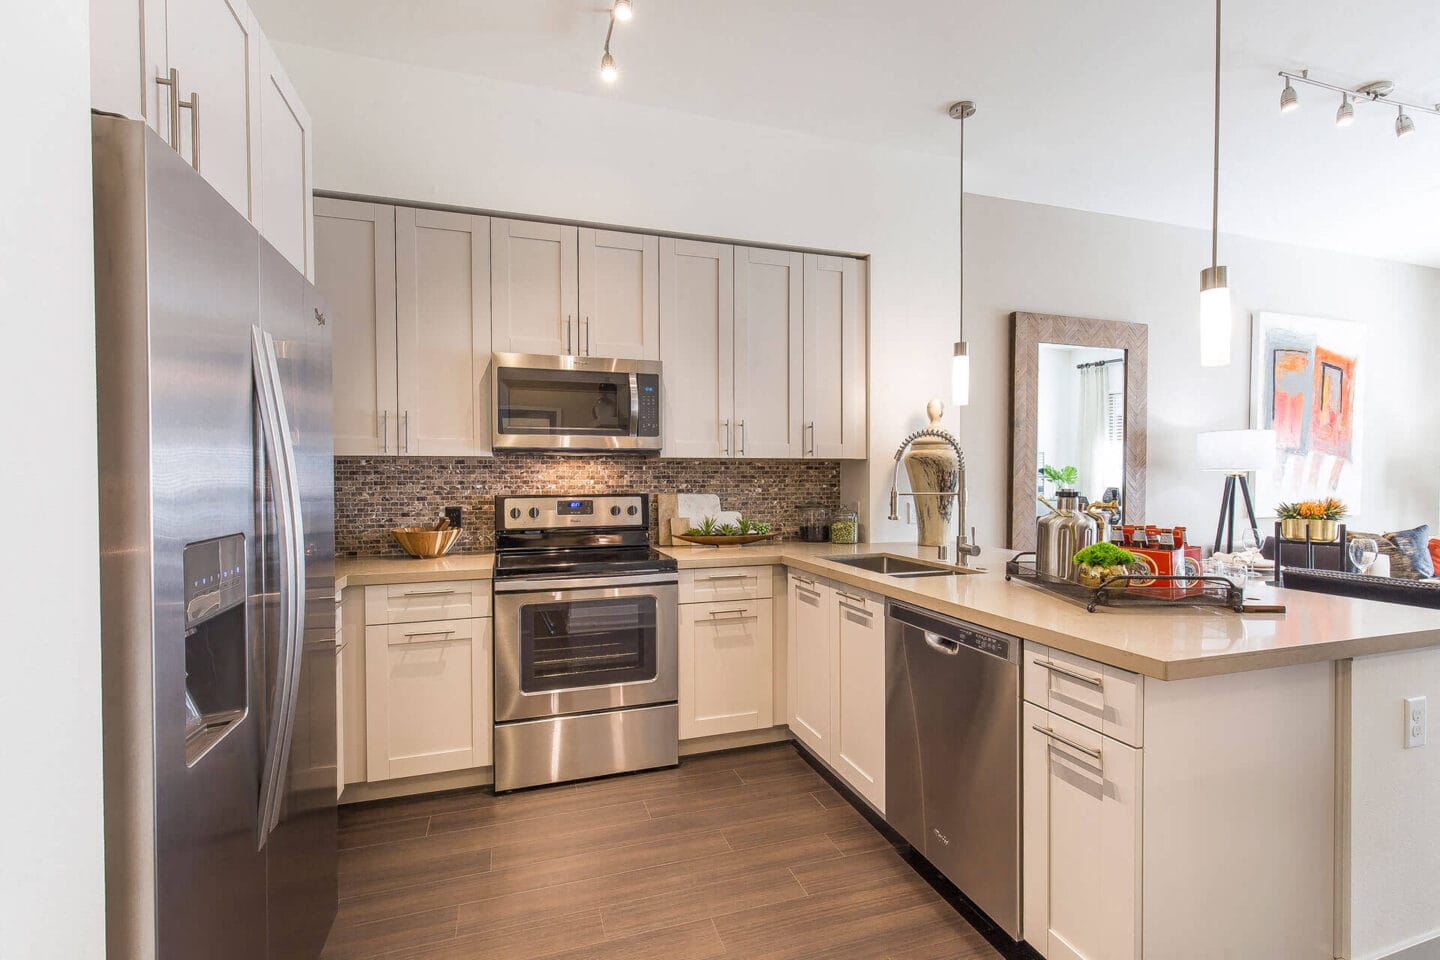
top-left (491, 353), bottom-right (663, 452)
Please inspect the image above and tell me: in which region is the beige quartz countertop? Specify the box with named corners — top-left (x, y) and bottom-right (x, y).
top-left (336, 541), bottom-right (1440, 681)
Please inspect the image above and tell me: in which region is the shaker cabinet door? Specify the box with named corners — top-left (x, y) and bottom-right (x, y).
top-left (659, 237), bottom-right (734, 458)
top-left (802, 255), bottom-right (866, 459)
top-left (578, 228), bottom-right (659, 360)
top-left (165, 0), bottom-right (261, 219)
top-left (787, 575), bottom-right (832, 758)
top-left (1022, 703), bottom-right (1142, 960)
top-left (734, 247), bottom-right (803, 458)
top-left (491, 219), bottom-right (578, 356)
top-left (830, 587), bottom-right (885, 812)
top-left (679, 599), bottom-right (774, 740)
top-left (255, 35), bottom-right (313, 278)
top-left (315, 198), bottom-right (398, 457)
top-left (395, 208), bottom-right (492, 457)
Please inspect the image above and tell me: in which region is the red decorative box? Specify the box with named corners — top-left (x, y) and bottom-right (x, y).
top-left (1126, 546), bottom-right (1204, 599)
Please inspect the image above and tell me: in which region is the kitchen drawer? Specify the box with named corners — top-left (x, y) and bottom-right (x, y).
top-left (679, 565), bottom-right (774, 604)
top-left (365, 579), bottom-right (492, 625)
top-left (1024, 642), bottom-right (1143, 748)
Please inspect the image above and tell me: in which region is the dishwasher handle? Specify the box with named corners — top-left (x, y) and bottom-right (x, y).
top-left (923, 631), bottom-right (961, 655)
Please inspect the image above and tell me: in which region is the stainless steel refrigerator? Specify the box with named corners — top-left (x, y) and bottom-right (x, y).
top-left (93, 114), bottom-right (337, 960)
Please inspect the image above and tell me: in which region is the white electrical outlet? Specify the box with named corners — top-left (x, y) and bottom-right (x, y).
top-left (1405, 696), bottom-right (1427, 749)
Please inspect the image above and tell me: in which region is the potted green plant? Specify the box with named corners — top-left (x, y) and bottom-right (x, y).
top-left (1276, 502), bottom-right (1306, 541)
top-left (1041, 464), bottom-right (1080, 493)
top-left (1072, 542), bottom-right (1138, 588)
top-left (1303, 498), bottom-right (1346, 543)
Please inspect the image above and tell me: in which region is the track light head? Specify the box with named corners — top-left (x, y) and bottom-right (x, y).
top-left (599, 50), bottom-right (618, 83)
top-left (1336, 95), bottom-right (1355, 127)
top-left (612, 0), bottom-right (633, 21)
top-left (1280, 79), bottom-right (1299, 113)
top-left (1396, 106), bottom-right (1415, 138)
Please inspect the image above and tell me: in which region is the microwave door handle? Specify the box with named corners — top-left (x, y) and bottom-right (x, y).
top-left (251, 327), bottom-right (306, 849)
top-left (629, 373), bottom-right (641, 436)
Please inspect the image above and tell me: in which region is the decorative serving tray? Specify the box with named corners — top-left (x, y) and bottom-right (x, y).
top-left (1005, 552), bottom-right (1246, 613)
top-left (672, 533), bottom-right (780, 547)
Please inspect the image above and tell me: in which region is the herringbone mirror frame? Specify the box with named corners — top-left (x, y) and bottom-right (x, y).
top-left (1009, 312), bottom-right (1148, 551)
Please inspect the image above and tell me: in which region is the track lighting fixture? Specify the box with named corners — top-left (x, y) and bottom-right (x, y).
top-left (1335, 95), bottom-right (1354, 128)
top-left (1276, 70), bottom-right (1440, 140)
top-left (1396, 106), bottom-right (1415, 138)
top-left (596, 1), bottom-right (631, 84)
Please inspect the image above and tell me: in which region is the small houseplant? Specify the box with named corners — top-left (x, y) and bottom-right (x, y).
top-left (1300, 498), bottom-right (1346, 543)
top-left (1072, 542), bottom-right (1138, 588)
top-left (1041, 464), bottom-right (1080, 495)
top-left (1276, 502), bottom-right (1306, 541)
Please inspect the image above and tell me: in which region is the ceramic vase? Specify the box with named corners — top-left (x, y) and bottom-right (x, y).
top-left (902, 399), bottom-right (960, 548)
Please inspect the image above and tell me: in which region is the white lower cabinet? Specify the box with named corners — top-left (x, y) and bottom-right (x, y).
top-left (1023, 702), bottom-right (1141, 960)
top-left (786, 573), bottom-right (885, 813)
top-left (678, 597), bottom-right (774, 739)
top-left (364, 614), bottom-right (492, 782)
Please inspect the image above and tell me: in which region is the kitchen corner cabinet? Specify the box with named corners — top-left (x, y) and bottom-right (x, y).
top-left (395, 208), bottom-right (493, 456)
top-left (90, 0), bottom-right (313, 276)
top-left (315, 198), bottom-right (398, 456)
top-left (787, 573), bottom-right (885, 812)
top-left (803, 255), bottom-right (866, 458)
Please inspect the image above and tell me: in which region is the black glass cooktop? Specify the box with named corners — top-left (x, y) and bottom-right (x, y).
top-left (493, 546), bottom-right (677, 580)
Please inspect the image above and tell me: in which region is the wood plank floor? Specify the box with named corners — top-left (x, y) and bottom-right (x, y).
top-left (323, 743), bottom-right (1006, 960)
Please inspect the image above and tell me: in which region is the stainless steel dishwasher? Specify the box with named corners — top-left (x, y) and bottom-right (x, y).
top-left (886, 600), bottom-right (1021, 939)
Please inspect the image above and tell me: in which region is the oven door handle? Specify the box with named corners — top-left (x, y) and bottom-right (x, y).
top-left (494, 572), bottom-right (679, 593)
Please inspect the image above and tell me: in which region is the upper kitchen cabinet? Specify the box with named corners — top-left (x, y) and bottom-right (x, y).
top-left (89, 0), bottom-right (313, 275)
top-left (659, 238), bottom-right (734, 458)
top-left (803, 255), bottom-right (867, 458)
top-left (734, 247), bottom-right (804, 458)
top-left (490, 219), bottom-right (578, 356)
top-left (315, 198), bottom-right (398, 456)
top-left (255, 36), bottom-right (314, 278)
top-left (395, 208), bottom-right (493, 457)
top-left (578, 229), bottom-right (659, 360)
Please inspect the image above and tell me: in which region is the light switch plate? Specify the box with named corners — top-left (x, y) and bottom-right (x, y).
top-left (1405, 696), bottom-right (1427, 749)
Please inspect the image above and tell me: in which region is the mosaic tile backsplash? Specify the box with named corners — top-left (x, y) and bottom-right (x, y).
top-left (335, 454), bottom-right (843, 557)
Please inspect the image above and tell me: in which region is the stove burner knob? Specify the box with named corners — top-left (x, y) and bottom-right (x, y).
top-left (509, 508), bottom-right (521, 520)
top-left (627, 505), bottom-right (639, 516)
top-left (528, 507), bottom-right (541, 519)
top-left (611, 506), bottom-right (622, 516)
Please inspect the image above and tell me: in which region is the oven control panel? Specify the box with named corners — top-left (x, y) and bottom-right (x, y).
top-left (496, 494), bottom-right (648, 531)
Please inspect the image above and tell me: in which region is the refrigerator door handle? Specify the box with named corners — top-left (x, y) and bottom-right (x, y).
top-left (252, 326), bottom-right (307, 848)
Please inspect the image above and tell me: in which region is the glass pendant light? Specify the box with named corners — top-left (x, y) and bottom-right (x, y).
top-left (1199, 0), bottom-right (1232, 368)
top-left (950, 100), bottom-right (976, 405)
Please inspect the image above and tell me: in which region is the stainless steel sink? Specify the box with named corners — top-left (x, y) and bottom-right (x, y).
top-left (828, 554), bottom-right (981, 577)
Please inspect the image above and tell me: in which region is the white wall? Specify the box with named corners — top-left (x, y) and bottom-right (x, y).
top-left (276, 42), bottom-right (1440, 548)
top-left (0, 2), bottom-right (106, 958)
top-left (1348, 649), bottom-right (1440, 959)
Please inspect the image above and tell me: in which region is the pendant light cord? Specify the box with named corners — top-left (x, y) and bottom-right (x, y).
top-left (1211, 0), bottom-right (1221, 271)
top-left (959, 113), bottom-right (966, 341)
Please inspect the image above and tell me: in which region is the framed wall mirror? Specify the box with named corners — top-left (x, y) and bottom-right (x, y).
top-left (1009, 312), bottom-right (1148, 551)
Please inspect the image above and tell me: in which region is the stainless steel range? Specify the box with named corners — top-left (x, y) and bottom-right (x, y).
top-left (492, 493), bottom-right (679, 791)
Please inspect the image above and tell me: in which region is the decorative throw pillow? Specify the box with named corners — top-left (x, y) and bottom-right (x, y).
top-left (1385, 525), bottom-right (1433, 580)
top-left (1430, 539), bottom-right (1440, 576)
top-left (1350, 530), bottom-right (1415, 579)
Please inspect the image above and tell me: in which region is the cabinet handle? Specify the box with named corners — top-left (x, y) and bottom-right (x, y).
top-left (401, 589), bottom-right (457, 598)
top-left (737, 420), bottom-right (746, 456)
top-left (1032, 658), bottom-right (1104, 689)
top-left (1032, 724), bottom-right (1104, 766)
top-left (178, 89), bottom-right (199, 170)
top-left (585, 317), bottom-right (592, 356)
top-left (402, 410), bottom-right (410, 453)
top-left (396, 628), bottom-right (457, 644)
top-left (702, 574), bottom-right (750, 582)
top-left (155, 68), bottom-right (181, 151)
top-left (836, 590), bottom-right (868, 605)
top-left (722, 419), bottom-right (731, 456)
top-left (792, 575), bottom-right (817, 589)
top-left (707, 608), bottom-right (751, 618)
top-left (805, 421), bottom-right (815, 457)
top-left (566, 315), bottom-right (573, 354)
top-left (381, 410), bottom-right (388, 454)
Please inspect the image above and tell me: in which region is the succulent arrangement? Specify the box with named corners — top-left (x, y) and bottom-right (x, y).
top-left (1072, 542), bottom-right (1137, 568)
top-left (684, 515), bottom-right (772, 537)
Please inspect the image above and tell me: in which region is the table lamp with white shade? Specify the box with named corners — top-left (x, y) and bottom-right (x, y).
top-left (1196, 429), bottom-right (1276, 553)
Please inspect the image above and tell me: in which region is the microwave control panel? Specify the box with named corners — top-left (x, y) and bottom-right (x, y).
top-left (636, 374), bottom-right (660, 437)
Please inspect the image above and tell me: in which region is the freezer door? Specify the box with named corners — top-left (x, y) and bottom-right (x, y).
top-left (123, 121), bottom-right (269, 960)
top-left (257, 242), bottom-right (338, 959)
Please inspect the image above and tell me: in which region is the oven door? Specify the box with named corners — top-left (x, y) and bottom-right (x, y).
top-left (491, 353), bottom-right (662, 452)
top-left (494, 577), bottom-right (678, 722)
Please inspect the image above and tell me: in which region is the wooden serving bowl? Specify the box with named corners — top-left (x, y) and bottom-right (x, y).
top-left (391, 527), bottom-right (461, 559)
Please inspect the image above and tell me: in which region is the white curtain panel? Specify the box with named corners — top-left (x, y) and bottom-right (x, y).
top-left (1078, 365), bottom-right (1109, 501)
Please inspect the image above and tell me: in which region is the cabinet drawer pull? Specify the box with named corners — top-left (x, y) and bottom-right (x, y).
top-left (1033, 658), bottom-right (1103, 689)
top-left (401, 589), bottom-right (458, 598)
top-left (836, 590), bottom-right (868, 605)
top-left (702, 574), bottom-right (751, 582)
top-left (400, 629), bottom-right (456, 642)
top-left (707, 608), bottom-right (751, 618)
top-left (1032, 724), bottom-right (1103, 764)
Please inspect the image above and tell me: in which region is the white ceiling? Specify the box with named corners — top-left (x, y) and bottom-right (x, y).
top-left (252, 0), bottom-right (1440, 267)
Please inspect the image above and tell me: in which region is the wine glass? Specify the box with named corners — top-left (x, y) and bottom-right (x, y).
top-left (1348, 537), bottom-right (1379, 575)
top-left (1239, 527), bottom-right (1261, 579)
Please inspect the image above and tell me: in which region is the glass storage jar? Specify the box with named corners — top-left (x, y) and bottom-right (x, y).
top-left (830, 506), bottom-right (860, 544)
top-left (798, 504), bottom-right (830, 543)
